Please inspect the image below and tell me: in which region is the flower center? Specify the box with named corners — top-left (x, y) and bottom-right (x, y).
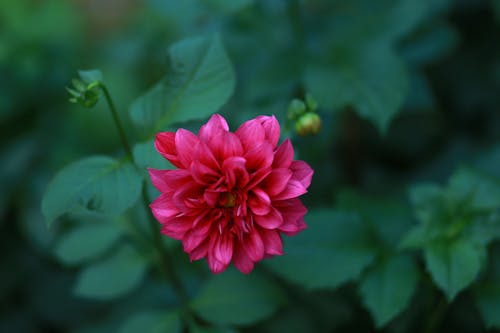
top-left (223, 192), bottom-right (236, 208)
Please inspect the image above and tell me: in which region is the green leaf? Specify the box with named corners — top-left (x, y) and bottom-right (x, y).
top-left (375, 0), bottom-right (429, 39)
top-left (399, 225), bottom-right (431, 249)
top-left (476, 288), bottom-right (500, 329)
top-left (203, 0), bottom-right (253, 14)
top-left (74, 243), bottom-right (147, 300)
top-left (305, 44), bottom-right (408, 133)
top-left (326, 0), bottom-right (429, 44)
top-left (54, 222), bottom-right (123, 265)
top-left (424, 239), bottom-right (484, 301)
top-left (400, 20), bottom-right (459, 66)
top-left (475, 145), bottom-right (500, 178)
top-left (359, 254), bottom-right (418, 327)
top-left (336, 190), bottom-right (413, 248)
top-left (133, 139), bottom-right (174, 170)
top-left (401, 184), bottom-right (447, 249)
top-left (188, 322), bottom-right (237, 333)
top-left (447, 167), bottom-right (500, 213)
top-left (130, 34), bottom-right (235, 134)
top-left (409, 183), bottom-right (444, 224)
top-left (41, 156), bottom-right (143, 226)
top-left (119, 310), bottom-right (182, 333)
top-left (475, 246), bottom-right (500, 329)
top-left (0, 0), bottom-right (80, 41)
top-left (191, 269), bottom-right (285, 325)
top-left (465, 214), bottom-right (500, 246)
top-left (78, 69), bottom-right (103, 84)
top-left (494, 0), bottom-right (500, 23)
top-left (268, 210), bottom-right (377, 289)
top-left (304, 0), bottom-right (427, 133)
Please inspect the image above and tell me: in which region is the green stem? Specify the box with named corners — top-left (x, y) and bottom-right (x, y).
top-left (422, 295), bottom-right (448, 333)
top-left (100, 82), bottom-right (188, 305)
top-left (99, 84), bottom-right (133, 159)
top-left (142, 185), bottom-right (189, 304)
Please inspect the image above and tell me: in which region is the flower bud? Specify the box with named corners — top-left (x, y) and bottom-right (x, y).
top-left (305, 93), bottom-right (318, 112)
top-left (295, 112), bottom-right (322, 136)
top-left (287, 99), bottom-right (306, 121)
top-left (67, 78), bottom-right (100, 108)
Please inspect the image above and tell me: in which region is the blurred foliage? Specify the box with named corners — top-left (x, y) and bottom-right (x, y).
top-left (1, 0), bottom-right (500, 332)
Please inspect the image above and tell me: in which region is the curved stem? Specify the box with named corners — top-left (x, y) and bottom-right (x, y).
top-left (422, 294), bottom-right (448, 333)
top-left (100, 82), bottom-right (188, 305)
top-left (142, 185), bottom-right (189, 304)
top-left (99, 84), bottom-right (133, 159)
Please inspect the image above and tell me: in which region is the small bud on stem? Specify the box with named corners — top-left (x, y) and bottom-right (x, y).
top-left (286, 93), bottom-right (322, 136)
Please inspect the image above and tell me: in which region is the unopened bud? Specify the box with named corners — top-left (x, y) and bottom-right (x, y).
top-left (67, 74), bottom-right (101, 108)
top-left (295, 112), bottom-right (322, 136)
top-left (287, 99), bottom-right (306, 120)
top-left (305, 93), bottom-right (318, 112)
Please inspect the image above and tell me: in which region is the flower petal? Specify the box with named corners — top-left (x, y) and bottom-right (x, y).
top-left (150, 193), bottom-right (180, 222)
top-left (148, 168), bottom-right (170, 192)
top-left (207, 256), bottom-right (227, 274)
top-left (235, 118), bottom-right (266, 150)
top-left (275, 198), bottom-right (308, 235)
top-left (160, 225), bottom-right (186, 240)
top-left (273, 179), bottom-right (308, 200)
top-left (207, 234), bottom-right (229, 274)
top-left (185, 210), bottom-right (211, 235)
top-left (194, 141), bottom-right (220, 171)
top-left (203, 189), bottom-right (220, 207)
top-left (282, 218), bottom-right (307, 236)
top-left (189, 238), bottom-right (209, 261)
top-left (256, 115), bottom-right (280, 147)
top-left (233, 245), bottom-right (255, 274)
top-left (212, 232), bottom-right (234, 265)
top-left (172, 181), bottom-right (205, 214)
top-left (199, 114), bottom-right (229, 141)
top-left (175, 129), bottom-right (199, 168)
top-left (219, 132), bottom-right (244, 160)
top-left (155, 132), bottom-right (183, 168)
top-left (191, 160), bottom-right (220, 185)
top-left (260, 168), bottom-right (292, 196)
top-left (272, 139), bottom-right (294, 168)
top-left (248, 188), bottom-right (271, 216)
top-left (148, 168), bottom-right (191, 193)
top-left (243, 230), bottom-right (264, 262)
top-left (245, 142), bottom-right (273, 172)
top-left (254, 207), bottom-right (283, 229)
top-left (260, 229), bottom-right (284, 256)
top-left (183, 229), bottom-right (208, 253)
top-left (223, 157), bottom-right (249, 190)
top-left (290, 160), bottom-right (314, 188)
top-left (246, 168), bottom-right (272, 190)
top-left (159, 215), bottom-right (193, 240)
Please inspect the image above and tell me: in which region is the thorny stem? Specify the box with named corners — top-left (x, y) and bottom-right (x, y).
top-left (100, 83), bottom-right (188, 305)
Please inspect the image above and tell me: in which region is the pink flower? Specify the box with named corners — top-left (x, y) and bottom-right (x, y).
top-left (148, 114), bottom-right (313, 274)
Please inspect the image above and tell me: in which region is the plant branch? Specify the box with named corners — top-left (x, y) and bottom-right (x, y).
top-left (99, 84), bottom-right (133, 159)
top-left (142, 185), bottom-right (189, 304)
top-left (422, 294), bottom-right (448, 333)
top-left (100, 82), bottom-right (188, 305)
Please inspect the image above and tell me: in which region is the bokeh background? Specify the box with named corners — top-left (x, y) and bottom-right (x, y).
top-left (1, 0), bottom-right (500, 332)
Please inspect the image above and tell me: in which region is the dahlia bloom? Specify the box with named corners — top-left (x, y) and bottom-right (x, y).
top-left (148, 114), bottom-right (313, 274)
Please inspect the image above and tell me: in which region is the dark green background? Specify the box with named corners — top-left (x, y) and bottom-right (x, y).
top-left (1, 0), bottom-right (500, 332)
